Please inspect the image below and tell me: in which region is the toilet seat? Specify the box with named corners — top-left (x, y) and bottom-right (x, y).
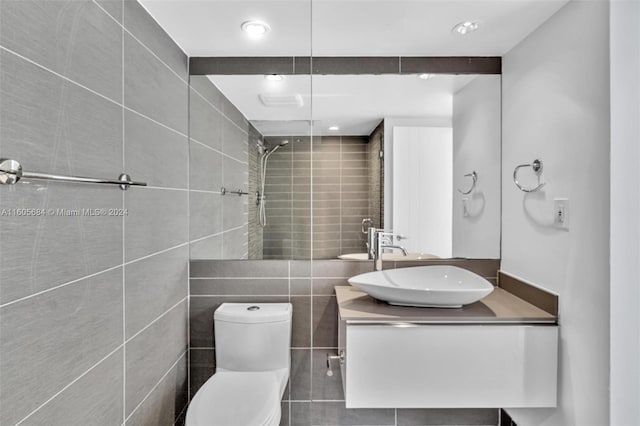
top-left (186, 371), bottom-right (281, 426)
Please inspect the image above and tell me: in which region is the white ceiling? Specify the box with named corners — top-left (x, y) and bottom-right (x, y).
top-left (140, 0), bottom-right (566, 135)
top-left (140, 0), bottom-right (568, 57)
top-left (210, 74), bottom-right (480, 136)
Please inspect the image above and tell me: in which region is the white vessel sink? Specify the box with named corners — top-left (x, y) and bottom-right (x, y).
top-left (338, 252), bottom-right (439, 261)
top-left (347, 265), bottom-right (494, 308)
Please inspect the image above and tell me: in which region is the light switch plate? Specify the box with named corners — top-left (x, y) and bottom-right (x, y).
top-left (553, 198), bottom-right (569, 230)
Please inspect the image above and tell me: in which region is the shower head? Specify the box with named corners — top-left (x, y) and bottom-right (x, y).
top-left (256, 140), bottom-right (267, 155)
top-left (262, 140), bottom-right (288, 160)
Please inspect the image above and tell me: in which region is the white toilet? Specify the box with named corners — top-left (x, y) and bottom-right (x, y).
top-left (186, 303), bottom-right (292, 426)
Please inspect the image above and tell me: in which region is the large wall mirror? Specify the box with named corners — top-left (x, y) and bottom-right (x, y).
top-left (186, 1), bottom-right (501, 261)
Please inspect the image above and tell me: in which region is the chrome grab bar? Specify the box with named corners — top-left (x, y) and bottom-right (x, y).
top-left (0, 158), bottom-right (146, 190)
top-left (513, 158), bottom-right (545, 193)
top-left (457, 171), bottom-right (477, 195)
top-left (220, 187), bottom-right (249, 196)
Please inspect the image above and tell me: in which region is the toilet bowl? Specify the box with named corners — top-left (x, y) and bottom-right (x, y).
top-left (187, 372), bottom-right (281, 426)
top-left (186, 303), bottom-right (292, 426)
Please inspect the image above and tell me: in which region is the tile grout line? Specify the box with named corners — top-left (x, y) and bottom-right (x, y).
top-left (340, 136), bottom-right (343, 256)
top-left (0, 264), bottom-right (123, 310)
top-left (189, 225), bottom-right (246, 245)
top-left (121, 0), bottom-right (127, 420)
top-left (123, 105), bottom-right (188, 138)
top-left (14, 343), bottom-right (124, 426)
top-left (189, 85), bottom-right (250, 137)
top-left (0, 46), bottom-right (188, 141)
top-left (188, 346), bottom-right (337, 350)
top-left (287, 261), bottom-right (292, 424)
top-left (190, 276), bottom-right (303, 280)
top-left (91, 0), bottom-right (189, 87)
top-left (124, 242), bottom-right (190, 266)
top-left (190, 137), bottom-right (249, 166)
top-left (221, 132), bottom-right (225, 256)
top-left (125, 297), bottom-right (187, 346)
top-left (135, 185), bottom-right (189, 192)
top-left (124, 351), bottom-right (188, 424)
top-left (190, 294), bottom-right (329, 298)
top-left (190, 275), bottom-right (352, 280)
top-left (189, 189), bottom-right (222, 194)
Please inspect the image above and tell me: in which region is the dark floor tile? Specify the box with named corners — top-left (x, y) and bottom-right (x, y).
top-left (313, 296), bottom-right (338, 347)
top-left (280, 401), bottom-right (290, 426)
top-left (312, 350), bottom-right (344, 401)
top-left (290, 402), bottom-right (311, 426)
top-left (397, 408), bottom-right (499, 425)
top-left (290, 349), bottom-right (311, 400)
top-left (291, 296), bottom-right (312, 348)
top-left (310, 401), bottom-right (395, 425)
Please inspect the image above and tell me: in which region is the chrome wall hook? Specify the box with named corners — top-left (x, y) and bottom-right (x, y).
top-left (457, 171), bottom-right (477, 195)
top-left (513, 159), bottom-right (545, 193)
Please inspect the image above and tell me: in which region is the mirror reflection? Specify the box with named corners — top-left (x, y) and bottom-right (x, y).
top-left (192, 73), bottom-right (500, 260)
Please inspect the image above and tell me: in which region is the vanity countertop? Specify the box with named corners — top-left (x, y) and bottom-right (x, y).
top-left (336, 285), bottom-right (557, 324)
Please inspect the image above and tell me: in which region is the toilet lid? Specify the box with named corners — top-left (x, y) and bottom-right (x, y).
top-left (187, 371), bottom-right (280, 426)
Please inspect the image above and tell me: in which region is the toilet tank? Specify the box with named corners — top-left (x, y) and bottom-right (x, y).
top-left (214, 303), bottom-right (292, 371)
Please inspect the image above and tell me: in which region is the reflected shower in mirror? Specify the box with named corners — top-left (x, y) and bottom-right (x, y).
top-left (191, 73), bottom-right (500, 260)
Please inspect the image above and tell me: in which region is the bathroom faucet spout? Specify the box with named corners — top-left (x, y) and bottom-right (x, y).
top-left (384, 245), bottom-right (408, 256)
top-left (369, 229), bottom-right (408, 271)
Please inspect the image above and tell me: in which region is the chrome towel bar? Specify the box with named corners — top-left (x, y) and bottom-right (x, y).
top-left (457, 171), bottom-right (477, 195)
top-left (513, 158), bottom-right (546, 192)
top-left (0, 158), bottom-right (146, 190)
top-left (220, 187), bottom-right (249, 196)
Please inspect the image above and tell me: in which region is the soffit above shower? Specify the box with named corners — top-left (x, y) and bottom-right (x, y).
top-left (139, 0), bottom-right (568, 57)
top-left (209, 74), bottom-right (477, 136)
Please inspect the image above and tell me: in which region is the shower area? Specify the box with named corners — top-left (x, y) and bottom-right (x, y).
top-left (250, 133), bottom-right (382, 260)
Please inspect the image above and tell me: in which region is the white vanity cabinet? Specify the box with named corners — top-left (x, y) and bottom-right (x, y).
top-left (336, 286), bottom-right (558, 409)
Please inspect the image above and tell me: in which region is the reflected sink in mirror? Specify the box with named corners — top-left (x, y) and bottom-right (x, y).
top-left (347, 265), bottom-right (494, 308)
top-left (338, 252), bottom-right (439, 261)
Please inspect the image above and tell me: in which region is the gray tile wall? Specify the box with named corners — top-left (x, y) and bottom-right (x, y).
top-left (0, 1), bottom-right (188, 424)
top-left (188, 75), bottom-right (260, 260)
top-left (189, 259), bottom-right (500, 426)
top-left (262, 136), bottom-right (370, 260)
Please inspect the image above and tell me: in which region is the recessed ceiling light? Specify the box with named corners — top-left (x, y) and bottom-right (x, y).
top-left (241, 20), bottom-right (270, 37)
top-left (418, 73), bottom-right (433, 80)
top-left (329, 126), bottom-right (339, 131)
top-left (265, 74), bottom-right (283, 81)
top-left (452, 21), bottom-right (480, 35)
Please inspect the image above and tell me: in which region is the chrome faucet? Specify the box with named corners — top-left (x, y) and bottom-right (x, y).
top-left (368, 228), bottom-right (408, 271)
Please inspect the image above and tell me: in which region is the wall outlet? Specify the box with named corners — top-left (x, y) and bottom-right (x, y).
top-left (553, 198), bottom-right (569, 229)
